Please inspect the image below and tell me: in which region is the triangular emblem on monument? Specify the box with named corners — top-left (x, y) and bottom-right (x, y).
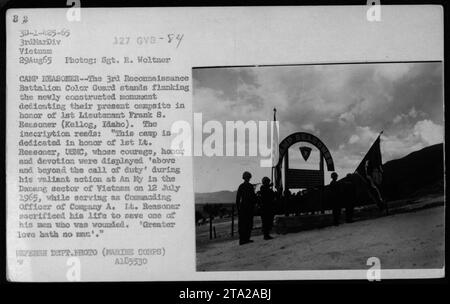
top-left (299, 146), bottom-right (312, 161)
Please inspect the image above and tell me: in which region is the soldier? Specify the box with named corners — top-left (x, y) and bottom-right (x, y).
top-left (259, 177), bottom-right (275, 240)
top-left (236, 171), bottom-right (257, 245)
top-left (330, 172), bottom-right (341, 226)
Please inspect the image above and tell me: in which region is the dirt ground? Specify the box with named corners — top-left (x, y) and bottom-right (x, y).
top-left (196, 205), bottom-right (445, 271)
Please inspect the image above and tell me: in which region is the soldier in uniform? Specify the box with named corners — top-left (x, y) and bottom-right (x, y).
top-left (236, 171), bottom-right (257, 245)
top-left (259, 177), bottom-right (275, 240)
top-left (330, 172), bottom-right (341, 226)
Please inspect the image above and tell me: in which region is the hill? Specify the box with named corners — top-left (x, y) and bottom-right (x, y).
top-left (195, 190), bottom-right (237, 205)
top-left (381, 143), bottom-right (444, 200)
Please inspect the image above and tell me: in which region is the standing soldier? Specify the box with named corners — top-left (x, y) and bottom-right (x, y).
top-left (330, 172), bottom-right (341, 226)
top-left (259, 177), bottom-right (275, 240)
top-left (236, 171), bottom-right (257, 245)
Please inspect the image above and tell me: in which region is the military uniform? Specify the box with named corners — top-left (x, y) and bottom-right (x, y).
top-left (330, 179), bottom-right (341, 225)
top-left (259, 184), bottom-right (275, 239)
top-left (236, 181), bottom-right (256, 245)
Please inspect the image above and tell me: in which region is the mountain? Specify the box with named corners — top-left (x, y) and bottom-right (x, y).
top-left (381, 143), bottom-right (444, 200)
top-left (195, 190), bottom-right (237, 205)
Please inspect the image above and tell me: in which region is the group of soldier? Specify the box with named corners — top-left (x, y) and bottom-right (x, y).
top-left (234, 154), bottom-right (388, 245)
top-left (235, 171), bottom-right (276, 245)
top-left (235, 170), bottom-right (349, 245)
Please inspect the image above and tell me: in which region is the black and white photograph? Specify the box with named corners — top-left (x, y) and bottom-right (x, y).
top-left (2, 4), bottom-right (445, 284)
top-left (194, 62), bottom-right (445, 272)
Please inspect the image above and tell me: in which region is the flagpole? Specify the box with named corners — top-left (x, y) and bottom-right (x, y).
top-left (271, 108), bottom-right (276, 185)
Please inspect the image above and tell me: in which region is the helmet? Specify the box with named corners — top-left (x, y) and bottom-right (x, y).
top-left (331, 172), bottom-right (338, 180)
top-left (262, 176), bottom-right (270, 185)
top-left (242, 171), bottom-right (252, 180)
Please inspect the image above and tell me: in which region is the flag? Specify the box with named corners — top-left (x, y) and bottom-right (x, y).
top-left (355, 132), bottom-right (384, 201)
top-left (355, 133), bottom-right (383, 182)
top-left (271, 108), bottom-right (282, 191)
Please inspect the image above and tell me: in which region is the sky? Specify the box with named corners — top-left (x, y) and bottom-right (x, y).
top-left (192, 62), bottom-right (444, 193)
